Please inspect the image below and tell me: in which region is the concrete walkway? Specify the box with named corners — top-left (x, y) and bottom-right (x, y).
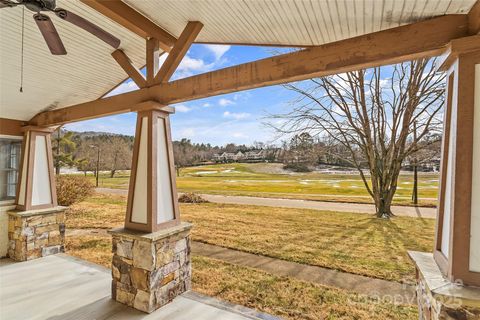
top-left (65, 228), bottom-right (416, 305)
top-left (192, 242), bottom-right (416, 305)
top-left (96, 188), bottom-right (436, 218)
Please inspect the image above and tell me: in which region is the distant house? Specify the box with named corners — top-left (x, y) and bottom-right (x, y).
top-left (213, 149), bottom-right (278, 163)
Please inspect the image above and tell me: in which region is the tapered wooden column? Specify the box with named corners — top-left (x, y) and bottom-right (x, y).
top-left (15, 126), bottom-right (57, 211)
top-left (125, 104), bottom-right (179, 232)
top-left (433, 42), bottom-right (480, 287)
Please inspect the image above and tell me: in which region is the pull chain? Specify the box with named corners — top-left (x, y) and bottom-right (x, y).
top-left (20, 6), bottom-right (25, 93)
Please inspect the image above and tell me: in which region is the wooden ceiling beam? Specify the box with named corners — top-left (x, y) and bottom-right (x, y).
top-left (468, 0), bottom-right (480, 35)
top-left (154, 21), bottom-right (203, 84)
top-left (111, 49), bottom-right (147, 88)
top-left (81, 0), bottom-right (176, 52)
top-left (0, 118), bottom-right (26, 136)
top-left (30, 14), bottom-right (469, 127)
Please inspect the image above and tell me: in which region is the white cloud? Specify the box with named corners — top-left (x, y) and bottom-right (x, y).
top-left (223, 111), bottom-right (250, 120)
top-left (219, 98), bottom-right (234, 106)
top-left (174, 104), bottom-right (192, 113)
top-left (202, 102), bottom-right (212, 107)
top-left (203, 44), bottom-right (231, 60)
top-left (105, 80), bottom-right (138, 97)
top-left (232, 132), bottom-right (248, 138)
top-left (180, 128), bottom-right (195, 137)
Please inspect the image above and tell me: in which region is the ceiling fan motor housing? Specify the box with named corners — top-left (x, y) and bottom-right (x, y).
top-left (21, 0), bottom-right (56, 12)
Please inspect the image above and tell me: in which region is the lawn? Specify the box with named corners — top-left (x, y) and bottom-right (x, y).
top-left (65, 193), bottom-right (424, 319)
top-left (84, 163), bottom-right (438, 206)
top-left (66, 234), bottom-right (417, 320)
top-left (66, 193), bottom-right (435, 283)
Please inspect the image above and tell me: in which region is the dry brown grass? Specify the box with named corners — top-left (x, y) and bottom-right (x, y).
top-left (183, 203), bottom-right (435, 283)
top-left (193, 256), bottom-right (417, 320)
top-left (65, 235), bottom-right (111, 268)
top-left (65, 193), bottom-right (435, 283)
top-left (64, 235), bottom-right (417, 320)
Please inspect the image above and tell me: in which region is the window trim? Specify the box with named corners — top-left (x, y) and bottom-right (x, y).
top-left (0, 134), bottom-right (23, 207)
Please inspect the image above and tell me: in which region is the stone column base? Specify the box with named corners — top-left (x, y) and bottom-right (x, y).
top-left (110, 222), bottom-right (192, 313)
top-left (7, 207), bottom-right (67, 261)
top-left (409, 251), bottom-right (480, 319)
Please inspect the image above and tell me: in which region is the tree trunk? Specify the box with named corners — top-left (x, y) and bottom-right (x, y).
top-left (375, 196), bottom-right (393, 218)
top-left (55, 165), bottom-right (60, 176)
top-left (110, 169), bottom-right (116, 178)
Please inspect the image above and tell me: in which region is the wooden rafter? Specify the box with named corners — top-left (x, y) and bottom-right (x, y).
top-left (146, 38), bottom-right (161, 86)
top-left (29, 14), bottom-right (469, 127)
top-left (111, 49), bottom-right (147, 88)
top-left (154, 21), bottom-right (203, 84)
top-left (468, 0), bottom-right (480, 35)
top-left (81, 0), bottom-right (176, 52)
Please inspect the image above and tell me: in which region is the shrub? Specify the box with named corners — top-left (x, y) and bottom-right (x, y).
top-left (283, 163), bottom-right (312, 172)
top-left (178, 192), bottom-right (209, 203)
top-left (56, 175), bottom-right (94, 206)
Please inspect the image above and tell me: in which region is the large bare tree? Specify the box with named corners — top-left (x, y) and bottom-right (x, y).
top-left (270, 59), bottom-right (445, 218)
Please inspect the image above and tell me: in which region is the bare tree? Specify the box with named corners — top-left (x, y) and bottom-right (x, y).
top-left (102, 136), bottom-right (132, 178)
top-left (269, 59), bottom-right (445, 218)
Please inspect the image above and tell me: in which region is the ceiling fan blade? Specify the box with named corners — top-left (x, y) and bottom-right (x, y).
top-left (54, 8), bottom-right (121, 49)
top-left (34, 13), bottom-right (67, 55)
top-left (0, 0), bottom-right (19, 8)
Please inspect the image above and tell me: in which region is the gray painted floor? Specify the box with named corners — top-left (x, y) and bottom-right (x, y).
top-left (0, 254), bottom-right (278, 320)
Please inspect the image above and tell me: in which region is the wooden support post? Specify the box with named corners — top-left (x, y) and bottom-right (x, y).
top-left (15, 126), bottom-right (57, 211)
top-left (154, 21), bottom-right (203, 84)
top-left (146, 38), bottom-right (160, 86)
top-left (433, 45), bottom-right (480, 287)
top-left (125, 103), bottom-right (179, 232)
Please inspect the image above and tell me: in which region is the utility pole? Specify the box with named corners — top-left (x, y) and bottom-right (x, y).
top-left (90, 144), bottom-right (100, 187)
top-left (412, 121), bottom-right (418, 205)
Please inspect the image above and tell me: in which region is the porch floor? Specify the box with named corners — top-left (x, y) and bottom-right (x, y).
top-left (0, 254), bottom-right (278, 320)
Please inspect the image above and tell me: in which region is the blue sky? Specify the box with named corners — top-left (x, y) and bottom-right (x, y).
top-left (65, 44), bottom-right (297, 146)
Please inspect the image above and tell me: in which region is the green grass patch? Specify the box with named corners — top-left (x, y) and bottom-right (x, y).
top-left (81, 163), bottom-right (438, 207)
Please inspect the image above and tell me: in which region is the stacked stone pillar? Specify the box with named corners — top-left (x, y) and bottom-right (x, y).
top-left (110, 223), bottom-right (192, 313)
top-left (112, 103), bottom-right (190, 313)
top-left (8, 126), bottom-right (66, 262)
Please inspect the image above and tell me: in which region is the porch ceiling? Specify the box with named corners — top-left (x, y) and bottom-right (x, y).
top-left (124, 0), bottom-right (475, 46)
top-left (0, 0), bottom-right (147, 121)
top-left (0, 0), bottom-right (477, 122)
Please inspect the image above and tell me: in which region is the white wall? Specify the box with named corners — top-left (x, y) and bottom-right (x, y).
top-left (156, 117), bottom-right (174, 224)
top-left (131, 117), bottom-right (148, 224)
top-left (470, 64), bottom-right (480, 272)
top-left (442, 71), bottom-right (458, 258)
top-left (31, 135), bottom-right (52, 206)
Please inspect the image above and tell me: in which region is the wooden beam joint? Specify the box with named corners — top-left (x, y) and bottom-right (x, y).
top-left (154, 21), bottom-right (203, 84)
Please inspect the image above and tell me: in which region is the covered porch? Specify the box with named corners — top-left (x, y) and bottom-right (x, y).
top-left (1, 0), bottom-right (480, 319)
top-left (0, 253), bottom-right (277, 320)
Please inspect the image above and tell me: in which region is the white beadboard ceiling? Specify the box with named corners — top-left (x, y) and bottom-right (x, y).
top-left (125, 0), bottom-right (475, 46)
top-left (0, 0), bottom-right (477, 122)
top-left (0, 0), bottom-right (147, 121)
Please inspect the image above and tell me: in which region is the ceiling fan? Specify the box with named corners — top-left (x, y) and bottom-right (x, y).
top-left (0, 0), bottom-right (121, 55)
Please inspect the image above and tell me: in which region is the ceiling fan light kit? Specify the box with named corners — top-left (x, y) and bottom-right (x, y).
top-left (0, 0), bottom-right (121, 55)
